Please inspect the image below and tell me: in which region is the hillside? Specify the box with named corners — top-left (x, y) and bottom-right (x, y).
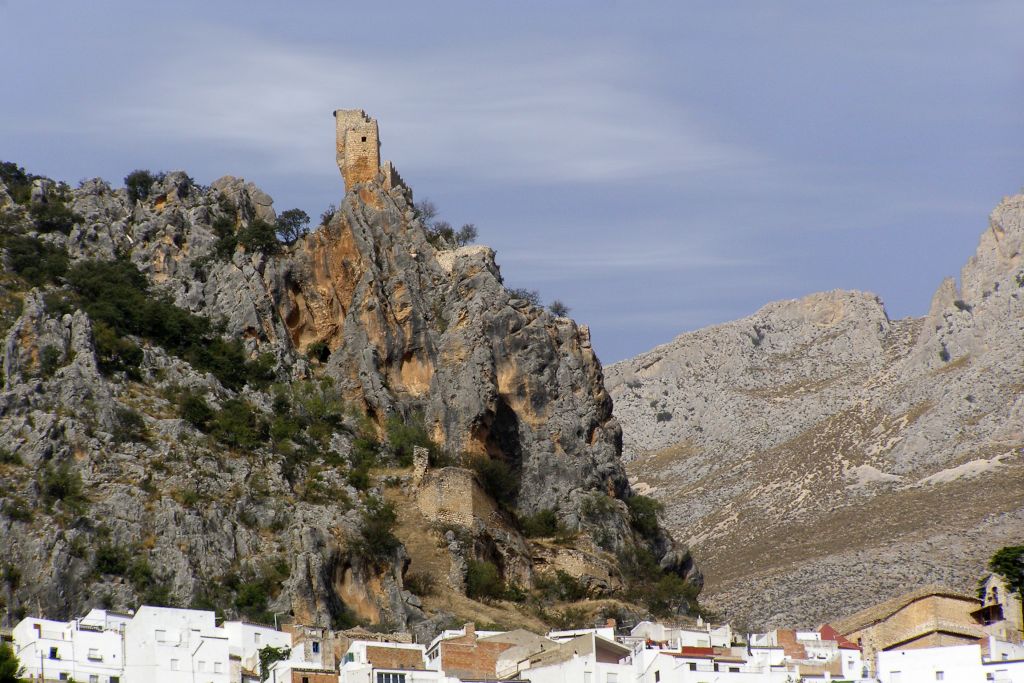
top-left (608, 190), bottom-right (1024, 629)
top-left (0, 157), bottom-right (698, 636)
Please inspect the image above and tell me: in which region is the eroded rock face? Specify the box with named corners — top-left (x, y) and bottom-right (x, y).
top-left (610, 190), bottom-right (1024, 629)
top-left (0, 169), bottom-right (694, 628)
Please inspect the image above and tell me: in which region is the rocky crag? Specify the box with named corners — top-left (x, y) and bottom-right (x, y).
top-left (608, 190), bottom-right (1024, 629)
top-left (0, 156), bottom-right (697, 635)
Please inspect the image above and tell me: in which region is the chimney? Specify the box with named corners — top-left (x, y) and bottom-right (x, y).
top-left (605, 618), bottom-right (617, 629)
top-left (464, 622), bottom-right (475, 638)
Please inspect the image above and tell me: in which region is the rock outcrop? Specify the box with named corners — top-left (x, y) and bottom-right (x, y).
top-left (609, 189), bottom-right (1024, 629)
top-left (0, 164), bottom-right (696, 631)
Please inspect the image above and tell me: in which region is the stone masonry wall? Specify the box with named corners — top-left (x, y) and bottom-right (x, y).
top-left (365, 645), bottom-right (425, 670)
top-left (334, 109), bottom-right (380, 192)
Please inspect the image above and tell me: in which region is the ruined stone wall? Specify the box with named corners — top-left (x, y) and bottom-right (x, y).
top-left (415, 467), bottom-right (498, 528)
top-left (365, 645), bottom-right (425, 670)
top-left (334, 109), bottom-right (380, 192)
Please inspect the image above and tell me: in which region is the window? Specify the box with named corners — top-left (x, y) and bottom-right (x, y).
top-left (654, 672), bottom-right (660, 683)
top-left (361, 136), bottom-right (367, 142)
top-left (155, 630), bottom-right (166, 643)
top-left (198, 661), bottom-right (206, 673)
top-left (254, 633), bottom-right (261, 644)
top-left (214, 662), bottom-right (223, 673)
top-left (584, 673), bottom-right (591, 683)
top-left (312, 642), bottom-right (320, 654)
top-left (607, 674), bottom-right (617, 683)
top-left (688, 663), bottom-right (697, 672)
top-left (376, 674), bottom-right (406, 683)
top-left (111, 677), bottom-right (120, 683)
top-left (170, 659), bottom-right (179, 671)
top-left (303, 678), bottom-right (309, 683)
top-left (59, 674), bottom-right (67, 680)
top-left (49, 647), bottom-right (59, 659)
top-left (936, 673), bottom-right (944, 681)
top-left (729, 667), bottom-right (740, 673)
top-left (88, 648), bottom-right (102, 661)
top-left (891, 672), bottom-right (902, 683)
top-left (90, 675), bottom-right (98, 683)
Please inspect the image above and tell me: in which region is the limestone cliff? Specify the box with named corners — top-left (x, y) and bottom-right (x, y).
top-left (608, 189), bottom-right (1024, 629)
top-left (0, 162), bottom-right (696, 634)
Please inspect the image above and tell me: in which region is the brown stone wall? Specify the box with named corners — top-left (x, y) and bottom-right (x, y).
top-left (365, 645), bottom-right (425, 670)
top-left (290, 670), bottom-right (338, 683)
top-left (416, 467), bottom-right (500, 528)
top-left (846, 595), bottom-right (981, 674)
top-left (334, 110), bottom-right (380, 192)
top-left (901, 632), bottom-right (979, 649)
top-left (439, 635), bottom-right (515, 680)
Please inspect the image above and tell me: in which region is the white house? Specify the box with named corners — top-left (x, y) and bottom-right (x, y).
top-left (13, 609), bottom-right (131, 683)
top-left (223, 621), bottom-right (292, 678)
top-left (123, 606), bottom-right (230, 683)
top-left (517, 633), bottom-right (632, 683)
top-left (339, 640), bottom-right (454, 683)
top-left (877, 643), bottom-right (985, 683)
top-left (628, 621), bottom-right (733, 650)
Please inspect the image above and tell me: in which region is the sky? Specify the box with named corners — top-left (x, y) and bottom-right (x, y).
top-left (2, 1), bottom-right (1023, 363)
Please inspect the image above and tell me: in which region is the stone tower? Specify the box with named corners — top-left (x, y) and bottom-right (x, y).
top-left (334, 109), bottom-right (380, 192)
top-left (333, 109), bottom-right (407, 195)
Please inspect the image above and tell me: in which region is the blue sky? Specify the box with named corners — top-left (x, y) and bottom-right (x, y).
top-left (3, 1), bottom-right (1023, 362)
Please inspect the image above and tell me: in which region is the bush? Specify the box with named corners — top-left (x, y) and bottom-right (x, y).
top-left (0, 161), bottom-right (36, 204)
top-left (237, 219), bottom-right (280, 256)
top-left (39, 462), bottom-right (88, 512)
top-left (320, 204), bottom-right (337, 226)
top-left (384, 413), bottom-right (438, 467)
top-left (211, 399), bottom-right (267, 450)
top-left (519, 508), bottom-right (564, 538)
top-left (507, 288), bottom-right (541, 306)
top-left (3, 235), bottom-right (69, 286)
top-left (548, 300), bottom-right (570, 317)
top-left (581, 493), bottom-right (618, 522)
top-left (465, 559), bottom-right (504, 601)
top-left (306, 341), bottom-right (330, 363)
top-left (30, 200), bottom-right (82, 235)
top-left (179, 391), bottom-right (214, 430)
top-left (655, 411), bottom-right (673, 423)
top-left (94, 544), bottom-right (130, 576)
top-left (112, 406), bottom-right (147, 443)
top-left (352, 496), bottom-right (400, 563)
top-left (535, 569), bottom-right (587, 602)
top-left (627, 495), bottom-right (663, 538)
top-left (38, 345), bottom-right (62, 378)
top-left (1, 497), bottom-right (32, 523)
top-left (0, 449), bottom-right (22, 465)
top-left (469, 456), bottom-right (519, 510)
top-left (125, 170), bottom-right (157, 204)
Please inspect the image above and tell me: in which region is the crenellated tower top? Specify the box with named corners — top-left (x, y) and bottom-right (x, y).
top-left (333, 109), bottom-right (405, 194)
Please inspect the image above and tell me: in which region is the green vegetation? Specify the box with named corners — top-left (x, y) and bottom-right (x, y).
top-left (384, 412), bottom-right (439, 467)
top-left (39, 461), bottom-right (88, 513)
top-left (1, 497), bottom-right (32, 523)
top-left (94, 543), bottom-right (131, 576)
top-left (112, 406), bottom-right (147, 443)
top-left (211, 398), bottom-right (268, 449)
top-left (0, 448), bottom-right (22, 465)
top-left (414, 199), bottom-right (478, 249)
top-left (124, 170), bottom-right (159, 204)
top-left (30, 200), bottom-right (82, 235)
top-left (0, 640), bottom-right (24, 683)
top-left (989, 546), bottom-right (1024, 595)
top-left (469, 456), bottom-right (518, 510)
top-left (179, 390), bottom-right (215, 430)
top-left (534, 570), bottom-right (588, 602)
top-left (403, 571), bottom-right (436, 597)
top-left (465, 559), bottom-right (505, 601)
top-left (38, 345), bottom-right (62, 378)
top-left (258, 645), bottom-right (292, 682)
top-left (306, 341), bottom-right (330, 363)
top-left (2, 235), bottom-right (69, 286)
top-left (626, 495), bottom-right (663, 539)
top-left (229, 559), bottom-right (290, 624)
top-left (0, 161), bottom-right (36, 204)
top-left (518, 508), bottom-right (567, 538)
top-left (62, 258), bottom-right (274, 388)
top-left (351, 496), bottom-right (400, 563)
top-left (277, 208), bottom-right (311, 245)
top-left (619, 547), bottom-right (699, 618)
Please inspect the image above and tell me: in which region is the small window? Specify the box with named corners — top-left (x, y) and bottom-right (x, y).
top-left (198, 661), bottom-right (206, 673)
top-left (59, 674), bottom-right (68, 681)
top-left (729, 667), bottom-right (740, 673)
top-left (155, 630), bottom-right (166, 643)
top-left (110, 677), bottom-right (120, 683)
top-left (303, 678), bottom-right (309, 683)
top-left (90, 675), bottom-right (98, 683)
top-left (376, 674), bottom-right (406, 683)
top-left (688, 663), bottom-right (696, 672)
top-left (254, 633), bottom-right (261, 644)
top-left (361, 136), bottom-right (367, 142)
top-left (607, 674), bottom-right (618, 683)
top-left (170, 659), bottom-right (179, 671)
top-left (214, 662), bottom-right (223, 673)
top-left (936, 673), bottom-right (944, 681)
top-left (654, 672), bottom-right (660, 682)
top-left (312, 642), bottom-right (320, 654)
top-left (49, 647), bottom-right (59, 659)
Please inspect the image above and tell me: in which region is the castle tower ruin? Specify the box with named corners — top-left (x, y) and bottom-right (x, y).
top-left (333, 109), bottom-right (406, 194)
